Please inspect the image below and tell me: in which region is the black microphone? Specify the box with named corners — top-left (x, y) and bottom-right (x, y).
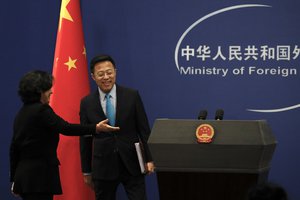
top-left (198, 110), bottom-right (208, 120)
top-left (215, 109), bottom-right (224, 120)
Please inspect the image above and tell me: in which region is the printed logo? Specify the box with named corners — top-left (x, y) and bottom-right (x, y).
top-left (174, 4), bottom-right (300, 112)
top-left (196, 124), bottom-right (215, 143)
top-left (174, 4), bottom-right (299, 78)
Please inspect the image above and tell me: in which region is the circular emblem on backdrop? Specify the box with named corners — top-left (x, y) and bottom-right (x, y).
top-left (196, 124), bottom-right (215, 143)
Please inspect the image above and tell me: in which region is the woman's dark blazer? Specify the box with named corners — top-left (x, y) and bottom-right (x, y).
top-left (9, 102), bottom-right (95, 195)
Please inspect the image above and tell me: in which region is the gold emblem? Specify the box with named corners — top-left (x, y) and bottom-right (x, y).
top-left (196, 124), bottom-right (215, 143)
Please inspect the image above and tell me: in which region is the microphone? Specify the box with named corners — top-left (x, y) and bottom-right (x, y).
top-left (215, 109), bottom-right (224, 120)
top-left (198, 110), bottom-right (208, 120)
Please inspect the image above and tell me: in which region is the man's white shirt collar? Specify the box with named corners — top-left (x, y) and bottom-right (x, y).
top-left (98, 84), bottom-right (116, 101)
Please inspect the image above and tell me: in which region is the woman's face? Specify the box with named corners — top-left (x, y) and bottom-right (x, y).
top-left (40, 89), bottom-right (52, 104)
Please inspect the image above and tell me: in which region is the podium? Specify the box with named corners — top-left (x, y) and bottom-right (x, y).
top-left (148, 119), bottom-right (277, 200)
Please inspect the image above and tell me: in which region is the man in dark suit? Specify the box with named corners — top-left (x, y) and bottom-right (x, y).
top-left (80, 55), bottom-right (155, 200)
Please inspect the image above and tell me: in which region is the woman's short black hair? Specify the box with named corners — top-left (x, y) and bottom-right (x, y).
top-left (18, 70), bottom-right (53, 103)
top-left (90, 54), bottom-right (116, 73)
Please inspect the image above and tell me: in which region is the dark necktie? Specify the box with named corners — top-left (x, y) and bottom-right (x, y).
top-left (105, 94), bottom-right (115, 126)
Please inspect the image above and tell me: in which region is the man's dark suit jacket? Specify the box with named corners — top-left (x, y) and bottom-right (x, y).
top-left (80, 85), bottom-right (152, 180)
top-left (9, 103), bottom-right (95, 195)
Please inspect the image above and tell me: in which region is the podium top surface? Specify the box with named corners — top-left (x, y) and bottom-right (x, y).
top-left (149, 119), bottom-right (277, 145)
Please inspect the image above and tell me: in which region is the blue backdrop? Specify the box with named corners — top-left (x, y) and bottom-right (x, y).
top-left (1, 0), bottom-right (300, 199)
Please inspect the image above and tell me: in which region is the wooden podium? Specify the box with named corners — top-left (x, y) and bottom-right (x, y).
top-left (148, 119), bottom-right (277, 200)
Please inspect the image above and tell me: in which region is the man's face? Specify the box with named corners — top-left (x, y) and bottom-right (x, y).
top-left (92, 61), bottom-right (116, 93)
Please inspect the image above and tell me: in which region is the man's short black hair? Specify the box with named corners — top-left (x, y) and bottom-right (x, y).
top-left (246, 182), bottom-right (288, 200)
top-left (90, 55), bottom-right (116, 73)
